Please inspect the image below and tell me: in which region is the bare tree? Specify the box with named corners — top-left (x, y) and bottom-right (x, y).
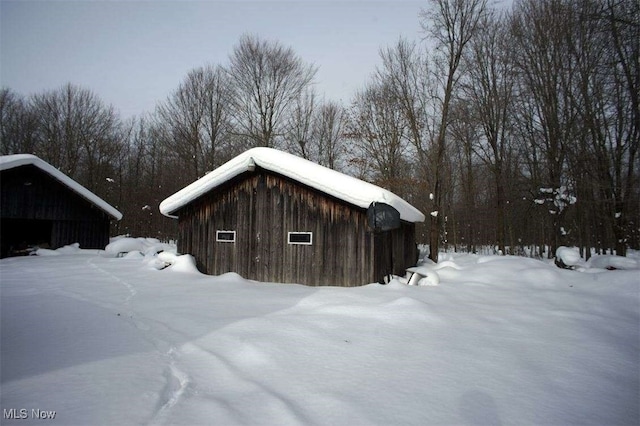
top-left (285, 89), bottom-right (316, 159)
top-left (419, 0), bottom-right (488, 261)
top-left (602, 0), bottom-right (640, 256)
top-left (510, 0), bottom-right (583, 257)
top-left (507, 0), bottom-right (640, 257)
top-left (348, 81), bottom-right (411, 197)
top-left (461, 11), bottom-right (515, 254)
top-left (378, 39), bottom-right (434, 167)
top-left (285, 92), bottom-right (347, 170)
top-left (376, 38), bottom-right (438, 246)
top-left (114, 116), bottom-right (178, 238)
top-left (156, 65), bottom-right (231, 182)
top-left (569, 0), bottom-right (640, 256)
top-left (0, 88), bottom-right (37, 155)
top-left (315, 100), bottom-right (346, 169)
top-left (29, 83), bottom-right (122, 187)
top-left (449, 100), bottom-right (480, 253)
top-left (226, 34), bottom-right (317, 148)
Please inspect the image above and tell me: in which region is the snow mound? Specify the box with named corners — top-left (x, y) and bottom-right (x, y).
top-left (104, 236), bottom-right (175, 258)
top-left (405, 265), bottom-right (441, 286)
top-left (55, 242), bottom-right (82, 254)
top-left (556, 246), bottom-right (585, 268)
top-left (33, 248), bottom-right (61, 256)
top-left (33, 243), bottom-right (87, 256)
top-left (403, 258), bottom-right (470, 286)
top-left (170, 255), bottom-right (200, 274)
top-left (104, 238), bottom-right (145, 257)
top-left (123, 251), bottom-right (145, 260)
top-left (153, 252), bottom-right (201, 274)
top-left (556, 246), bottom-right (582, 265)
top-left (554, 246), bottom-right (638, 270)
top-left (418, 274), bottom-right (440, 286)
top-left (588, 255), bottom-right (639, 270)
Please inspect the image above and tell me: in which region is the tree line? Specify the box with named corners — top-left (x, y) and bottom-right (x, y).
top-left (1, 0), bottom-right (638, 261)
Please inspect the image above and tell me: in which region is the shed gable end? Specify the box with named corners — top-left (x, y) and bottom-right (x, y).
top-left (1, 165), bottom-right (111, 221)
top-left (177, 170), bottom-right (377, 286)
top-left (1, 165), bottom-right (112, 256)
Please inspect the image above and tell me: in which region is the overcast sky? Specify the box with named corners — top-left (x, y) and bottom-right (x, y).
top-left (1, 1), bottom-right (437, 119)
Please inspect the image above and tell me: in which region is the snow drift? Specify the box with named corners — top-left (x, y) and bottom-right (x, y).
top-left (1, 248), bottom-right (638, 425)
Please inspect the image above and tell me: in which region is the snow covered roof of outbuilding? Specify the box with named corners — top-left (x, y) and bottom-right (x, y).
top-left (0, 154), bottom-right (123, 220)
top-left (160, 147), bottom-right (425, 223)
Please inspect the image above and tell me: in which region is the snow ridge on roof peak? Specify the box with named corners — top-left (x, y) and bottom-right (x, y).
top-left (160, 147), bottom-right (425, 222)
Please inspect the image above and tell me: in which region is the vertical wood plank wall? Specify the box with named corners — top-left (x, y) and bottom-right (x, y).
top-left (1, 165), bottom-right (113, 253)
top-left (177, 169), bottom-right (418, 287)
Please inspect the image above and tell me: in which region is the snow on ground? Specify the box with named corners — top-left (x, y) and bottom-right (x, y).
top-left (1, 246), bottom-right (639, 425)
top-left (556, 245), bottom-right (640, 271)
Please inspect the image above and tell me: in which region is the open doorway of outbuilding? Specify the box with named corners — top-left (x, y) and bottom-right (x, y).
top-left (0, 219), bottom-right (53, 258)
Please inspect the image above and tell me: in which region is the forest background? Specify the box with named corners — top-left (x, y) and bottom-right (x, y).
top-left (1, 0), bottom-right (638, 262)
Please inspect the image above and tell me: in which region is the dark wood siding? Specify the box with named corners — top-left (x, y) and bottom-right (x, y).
top-left (176, 169), bottom-right (418, 287)
top-left (1, 165), bottom-right (113, 256)
top-left (373, 222), bottom-right (418, 282)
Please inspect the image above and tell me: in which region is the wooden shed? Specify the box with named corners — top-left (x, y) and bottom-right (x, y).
top-left (161, 148), bottom-right (425, 287)
top-left (1, 154), bottom-right (122, 257)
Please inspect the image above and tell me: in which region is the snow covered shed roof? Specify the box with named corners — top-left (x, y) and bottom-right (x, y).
top-left (0, 154), bottom-right (123, 220)
top-left (160, 147), bottom-right (425, 223)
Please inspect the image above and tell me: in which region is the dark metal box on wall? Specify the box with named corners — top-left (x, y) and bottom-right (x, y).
top-left (367, 202), bottom-right (401, 233)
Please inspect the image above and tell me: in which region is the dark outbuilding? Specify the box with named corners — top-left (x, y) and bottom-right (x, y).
top-left (1, 154), bottom-right (122, 257)
top-left (160, 148), bottom-right (425, 286)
